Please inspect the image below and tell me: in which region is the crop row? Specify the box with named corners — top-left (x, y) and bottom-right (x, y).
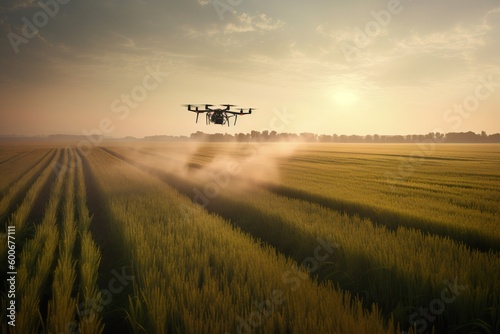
top-left (166, 142), bottom-right (500, 251)
top-left (277, 144), bottom-right (500, 251)
top-left (104, 144), bottom-right (500, 333)
top-left (1, 148), bottom-right (103, 333)
top-left (0, 148), bottom-right (41, 193)
top-left (0, 149), bottom-right (55, 226)
top-left (14, 148), bottom-right (68, 333)
top-left (85, 147), bottom-right (397, 333)
top-left (0, 146), bottom-right (36, 170)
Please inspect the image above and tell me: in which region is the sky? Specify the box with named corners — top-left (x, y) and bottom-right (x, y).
top-left (0, 0), bottom-right (499, 137)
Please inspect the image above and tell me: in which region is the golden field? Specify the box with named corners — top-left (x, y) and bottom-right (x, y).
top-left (1, 142), bottom-right (499, 333)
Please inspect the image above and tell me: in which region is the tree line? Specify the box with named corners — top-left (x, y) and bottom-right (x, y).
top-left (143, 130), bottom-right (500, 143)
top-left (2, 131), bottom-right (499, 143)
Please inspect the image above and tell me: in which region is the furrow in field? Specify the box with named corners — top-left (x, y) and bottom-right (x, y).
top-left (292, 145), bottom-right (494, 162)
top-left (280, 152), bottom-right (500, 200)
top-left (115, 145), bottom-right (499, 253)
top-left (0, 149), bottom-right (55, 224)
top-left (88, 147), bottom-right (397, 334)
top-left (3, 149), bottom-right (62, 238)
top-left (100, 146), bottom-right (500, 334)
top-left (0, 148), bottom-right (50, 194)
top-left (78, 149), bottom-right (133, 334)
top-left (101, 147), bottom-right (318, 256)
top-left (261, 183), bottom-right (499, 252)
top-left (0, 148), bottom-right (33, 166)
top-left (47, 148), bottom-right (79, 333)
top-left (275, 148), bottom-right (500, 252)
top-left (12, 148), bottom-right (69, 334)
top-left (0, 149), bottom-right (62, 301)
top-left (71, 148), bottom-right (105, 334)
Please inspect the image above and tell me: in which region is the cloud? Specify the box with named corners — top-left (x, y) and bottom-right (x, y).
top-left (110, 32), bottom-right (137, 48)
top-left (184, 12), bottom-right (284, 37)
top-left (0, 0), bottom-right (38, 12)
top-left (315, 22), bottom-right (388, 45)
top-left (304, 4), bottom-right (500, 90)
top-left (394, 24), bottom-right (490, 59)
top-left (373, 7), bottom-right (500, 86)
top-left (1, 0), bottom-right (499, 137)
top-left (225, 12), bottom-right (284, 33)
top-left (177, 11), bottom-right (286, 71)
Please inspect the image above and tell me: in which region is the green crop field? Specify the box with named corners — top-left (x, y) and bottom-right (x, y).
top-left (1, 142), bottom-right (499, 334)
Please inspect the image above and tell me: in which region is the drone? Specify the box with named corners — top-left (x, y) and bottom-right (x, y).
top-left (183, 104), bottom-right (254, 126)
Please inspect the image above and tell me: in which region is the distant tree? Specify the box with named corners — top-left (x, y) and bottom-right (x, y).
top-left (160, 130), bottom-right (500, 143)
top-left (236, 133), bottom-right (245, 141)
top-left (348, 135), bottom-right (363, 142)
top-left (190, 131), bottom-right (207, 141)
top-left (209, 133), bottom-right (225, 142)
top-left (250, 130), bottom-right (260, 140)
top-left (445, 131), bottom-right (481, 143)
top-left (487, 133), bottom-right (500, 143)
top-left (319, 135), bottom-right (333, 142)
top-left (300, 132), bottom-right (316, 142)
top-left (388, 135), bottom-right (405, 143)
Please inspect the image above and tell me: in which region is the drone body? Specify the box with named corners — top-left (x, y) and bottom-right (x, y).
top-left (183, 104), bottom-right (254, 126)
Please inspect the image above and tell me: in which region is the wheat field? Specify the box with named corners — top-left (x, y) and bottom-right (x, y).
top-left (1, 142), bottom-right (499, 333)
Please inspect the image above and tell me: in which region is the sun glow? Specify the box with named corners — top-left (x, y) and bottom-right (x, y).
top-left (331, 89), bottom-right (358, 106)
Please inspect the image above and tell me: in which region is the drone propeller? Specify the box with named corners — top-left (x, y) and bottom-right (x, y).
top-left (183, 104), bottom-right (205, 112)
top-left (221, 104), bottom-right (236, 111)
top-left (236, 108), bottom-right (255, 114)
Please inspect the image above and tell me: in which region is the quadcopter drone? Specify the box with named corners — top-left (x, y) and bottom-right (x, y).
top-left (183, 104), bottom-right (254, 126)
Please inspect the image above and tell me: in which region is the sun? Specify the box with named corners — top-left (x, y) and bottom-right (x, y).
top-left (331, 89), bottom-right (358, 106)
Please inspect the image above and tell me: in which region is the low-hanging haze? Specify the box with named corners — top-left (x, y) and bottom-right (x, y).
top-left (0, 0), bottom-right (499, 137)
